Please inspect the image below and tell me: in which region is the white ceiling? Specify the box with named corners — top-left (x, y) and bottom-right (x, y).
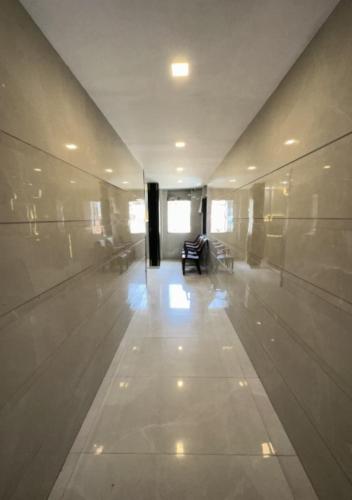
top-left (21, 0), bottom-right (338, 189)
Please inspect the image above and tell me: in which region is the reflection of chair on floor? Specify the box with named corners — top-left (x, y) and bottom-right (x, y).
top-left (95, 237), bottom-right (133, 273)
top-left (213, 240), bottom-right (234, 272)
top-left (182, 235), bottom-right (207, 275)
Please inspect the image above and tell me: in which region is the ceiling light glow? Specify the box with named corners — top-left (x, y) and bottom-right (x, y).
top-left (65, 143), bottom-right (78, 150)
top-left (171, 62), bottom-right (189, 78)
top-left (105, 168), bottom-right (113, 173)
top-left (176, 167), bottom-right (184, 172)
top-left (323, 165), bottom-right (331, 169)
top-left (247, 166), bottom-right (257, 170)
top-left (175, 141), bottom-right (186, 148)
top-left (122, 181), bottom-right (129, 184)
top-left (229, 179), bottom-right (236, 183)
top-left (284, 139), bottom-right (298, 146)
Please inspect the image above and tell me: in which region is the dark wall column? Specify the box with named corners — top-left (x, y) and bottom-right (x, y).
top-left (147, 182), bottom-right (160, 266)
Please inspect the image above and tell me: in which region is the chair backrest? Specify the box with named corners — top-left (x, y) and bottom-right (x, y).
top-left (196, 236), bottom-right (207, 255)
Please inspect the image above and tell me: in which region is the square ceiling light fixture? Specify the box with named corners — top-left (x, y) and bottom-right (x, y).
top-left (171, 62), bottom-right (189, 77)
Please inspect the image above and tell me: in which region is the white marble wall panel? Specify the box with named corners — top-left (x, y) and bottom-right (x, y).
top-left (212, 0), bottom-right (352, 190)
top-left (0, 131), bottom-right (101, 223)
top-left (0, 2), bottom-right (145, 499)
top-left (284, 219), bottom-right (352, 302)
top-left (207, 1), bottom-right (352, 497)
top-left (0, 259), bottom-right (146, 500)
top-left (0, 0), bottom-right (141, 189)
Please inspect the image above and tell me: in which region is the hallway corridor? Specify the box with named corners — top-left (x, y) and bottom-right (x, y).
top-left (49, 262), bottom-right (317, 500)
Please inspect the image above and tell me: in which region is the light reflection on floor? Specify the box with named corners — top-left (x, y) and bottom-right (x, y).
top-left (49, 261), bottom-right (317, 500)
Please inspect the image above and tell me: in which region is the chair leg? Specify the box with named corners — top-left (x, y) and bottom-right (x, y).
top-left (182, 258), bottom-right (185, 275)
top-left (196, 260), bottom-right (201, 275)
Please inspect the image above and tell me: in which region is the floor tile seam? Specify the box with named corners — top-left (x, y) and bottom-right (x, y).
top-left (122, 337), bottom-right (244, 344)
top-left (137, 335), bottom-right (237, 339)
top-left (69, 451), bottom-right (297, 458)
top-left (111, 374), bottom-right (261, 379)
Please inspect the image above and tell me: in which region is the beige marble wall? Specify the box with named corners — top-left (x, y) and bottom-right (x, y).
top-left (0, 1), bottom-right (145, 499)
top-left (207, 1), bottom-right (352, 498)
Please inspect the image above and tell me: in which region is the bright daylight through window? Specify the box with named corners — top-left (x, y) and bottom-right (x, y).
top-left (128, 199), bottom-right (145, 234)
top-left (167, 200), bottom-right (191, 233)
top-left (210, 200), bottom-right (234, 233)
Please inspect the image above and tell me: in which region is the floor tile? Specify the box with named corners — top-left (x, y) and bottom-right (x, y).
top-left (49, 262), bottom-right (316, 499)
top-left (116, 338), bottom-right (244, 378)
top-left (128, 306), bottom-right (235, 340)
top-left (82, 376), bottom-right (272, 455)
top-left (60, 454), bottom-right (295, 500)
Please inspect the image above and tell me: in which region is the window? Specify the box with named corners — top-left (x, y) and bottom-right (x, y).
top-left (90, 201), bottom-right (103, 235)
top-left (210, 200), bottom-right (234, 233)
top-left (167, 200), bottom-right (191, 233)
top-left (128, 199), bottom-right (145, 234)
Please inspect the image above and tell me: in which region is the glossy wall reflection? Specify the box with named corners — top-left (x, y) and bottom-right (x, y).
top-left (0, 2), bottom-right (145, 500)
top-left (207, 2), bottom-right (352, 499)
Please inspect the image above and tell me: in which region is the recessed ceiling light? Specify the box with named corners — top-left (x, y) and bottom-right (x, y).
top-left (284, 139), bottom-right (298, 145)
top-left (176, 167), bottom-right (184, 172)
top-left (229, 179), bottom-right (236, 183)
top-left (70, 180), bottom-right (76, 184)
top-left (105, 168), bottom-right (113, 173)
top-left (122, 181), bottom-right (129, 184)
top-left (65, 143), bottom-right (78, 150)
top-left (177, 179), bottom-right (183, 183)
top-left (175, 141), bottom-right (186, 148)
top-left (33, 168), bottom-right (42, 172)
top-left (171, 62), bottom-right (189, 78)
top-left (323, 164), bottom-right (331, 169)
top-left (248, 166), bottom-right (256, 170)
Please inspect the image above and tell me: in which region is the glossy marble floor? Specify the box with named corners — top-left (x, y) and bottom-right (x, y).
top-left (49, 262), bottom-right (317, 499)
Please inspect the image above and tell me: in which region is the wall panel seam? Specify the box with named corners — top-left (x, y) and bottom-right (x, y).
top-left (220, 129), bottom-right (352, 192)
top-left (0, 127), bottom-right (142, 190)
top-left (0, 265), bottom-right (139, 416)
top-left (0, 238), bottom-right (145, 320)
top-left (209, 236), bottom-right (352, 308)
